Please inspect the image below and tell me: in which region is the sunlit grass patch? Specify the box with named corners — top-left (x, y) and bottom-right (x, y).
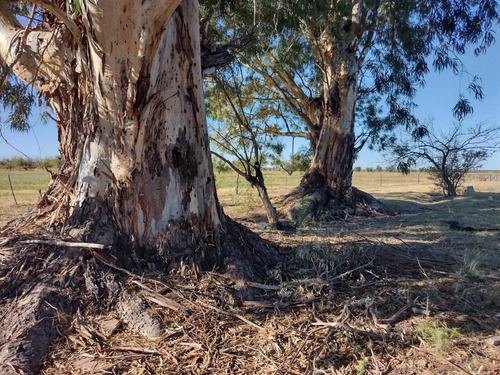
top-left (414, 319), bottom-right (461, 355)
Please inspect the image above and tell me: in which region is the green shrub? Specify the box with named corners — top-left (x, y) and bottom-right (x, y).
top-left (415, 320), bottom-right (460, 355)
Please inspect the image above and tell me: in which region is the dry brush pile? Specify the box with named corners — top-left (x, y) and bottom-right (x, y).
top-left (2, 217), bottom-right (497, 375)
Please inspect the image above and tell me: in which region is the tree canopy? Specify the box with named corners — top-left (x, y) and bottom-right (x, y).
top-left (202, 0), bottom-right (499, 153)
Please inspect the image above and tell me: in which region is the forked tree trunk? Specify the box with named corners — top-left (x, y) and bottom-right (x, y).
top-left (303, 34), bottom-right (359, 198)
top-left (259, 5), bottom-right (390, 221)
top-left (272, 11), bottom-right (390, 221)
top-left (279, 52), bottom-right (383, 221)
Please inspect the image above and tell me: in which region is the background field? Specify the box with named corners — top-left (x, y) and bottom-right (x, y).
top-left (1, 169), bottom-right (499, 227)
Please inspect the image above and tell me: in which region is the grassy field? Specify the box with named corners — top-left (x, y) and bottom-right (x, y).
top-left (1, 168), bottom-right (499, 374)
top-left (1, 168), bottom-right (499, 227)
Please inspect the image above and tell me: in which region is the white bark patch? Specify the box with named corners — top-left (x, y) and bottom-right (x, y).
top-left (137, 209), bottom-right (145, 238)
top-left (150, 219), bottom-right (157, 236)
top-left (74, 138), bottom-right (107, 204)
top-left (161, 168), bottom-right (181, 225)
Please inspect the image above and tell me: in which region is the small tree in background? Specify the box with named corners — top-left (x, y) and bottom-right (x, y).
top-left (206, 64), bottom-right (283, 227)
top-left (392, 121), bottom-right (500, 196)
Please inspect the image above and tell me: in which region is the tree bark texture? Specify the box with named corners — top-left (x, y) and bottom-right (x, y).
top-left (255, 184), bottom-right (280, 226)
top-left (0, 0), bottom-right (278, 271)
top-left (301, 60), bottom-right (357, 203)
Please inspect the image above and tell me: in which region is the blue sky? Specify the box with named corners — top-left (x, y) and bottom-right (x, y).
top-left (1, 33), bottom-right (499, 170)
top-left (356, 36), bottom-right (500, 170)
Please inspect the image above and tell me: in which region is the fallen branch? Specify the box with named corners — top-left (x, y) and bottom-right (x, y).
top-left (245, 281), bottom-right (281, 291)
top-left (369, 301), bottom-right (413, 325)
top-left (132, 280), bottom-right (189, 315)
top-left (328, 259), bottom-right (374, 283)
top-left (104, 346), bottom-right (178, 365)
top-left (311, 296), bottom-right (382, 339)
top-left (310, 321), bottom-right (382, 339)
top-left (17, 239), bottom-right (107, 249)
top-left (194, 300), bottom-right (266, 332)
top-left (242, 298), bottom-right (315, 310)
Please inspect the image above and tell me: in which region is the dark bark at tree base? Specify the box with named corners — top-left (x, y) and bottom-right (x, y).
top-left (277, 182), bottom-right (393, 225)
top-left (0, 215), bottom-right (280, 375)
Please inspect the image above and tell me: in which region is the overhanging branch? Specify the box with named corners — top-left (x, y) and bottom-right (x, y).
top-left (29, 0), bottom-right (82, 46)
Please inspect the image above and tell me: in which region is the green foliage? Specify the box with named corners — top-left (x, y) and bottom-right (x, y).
top-left (202, 0), bottom-right (499, 161)
top-left (294, 196), bottom-right (312, 228)
top-left (415, 320), bottom-right (460, 356)
top-left (66, 0), bottom-right (82, 17)
top-left (0, 157), bottom-right (59, 170)
top-left (271, 146), bottom-right (312, 175)
top-left (37, 157), bottom-right (60, 169)
top-left (212, 156), bottom-right (231, 173)
top-left (356, 360), bottom-right (368, 375)
top-left (354, 166), bottom-right (362, 172)
top-left (206, 62), bottom-right (288, 181)
top-left (1, 64), bottom-right (35, 132)
top-left (240, 189), bottom-right (257, 212)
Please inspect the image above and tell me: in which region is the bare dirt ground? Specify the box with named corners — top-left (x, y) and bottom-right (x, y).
top-left (0, 173), bottom-right (499, 374)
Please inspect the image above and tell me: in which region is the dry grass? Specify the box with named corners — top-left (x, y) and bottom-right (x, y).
top-left (1, 169), bottom-right (500, 374)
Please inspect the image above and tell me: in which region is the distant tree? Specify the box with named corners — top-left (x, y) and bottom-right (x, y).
top-left (11, 157), bottom-right (35, 170)
top-left (211, 156), bottom-right (230, 174)
top-left (392, 121), bottom-right (500, 196)
top-left (354, 166), bottom-right (362, 172)
top-left (37, 157), bottom-right (60, 170)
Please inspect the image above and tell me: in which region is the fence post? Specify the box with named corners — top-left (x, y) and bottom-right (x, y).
top-left (8, 174), bottom-right (18, 206)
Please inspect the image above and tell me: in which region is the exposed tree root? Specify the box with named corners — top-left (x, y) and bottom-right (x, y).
top-left (277, 184), bottom-right (393, 223)
top-left (0, 212), bottom-right (280, 375)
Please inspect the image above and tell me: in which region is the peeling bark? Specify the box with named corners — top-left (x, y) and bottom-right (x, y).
top-left (0, 2), bottom-right (279, 372)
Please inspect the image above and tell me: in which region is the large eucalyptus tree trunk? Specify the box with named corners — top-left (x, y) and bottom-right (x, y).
top-left (0, 2), bottom-right (278, 373)
top-left (280, 41), bottom-right (385, 221)
top-left (266, 7), bottom-right (387, 222)
top-left (301, 57), bottom-right (358, 203)
top-left (2, 0), bottom-right (278, 271)
top-left (57, 1), bottom-right (221, 267)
